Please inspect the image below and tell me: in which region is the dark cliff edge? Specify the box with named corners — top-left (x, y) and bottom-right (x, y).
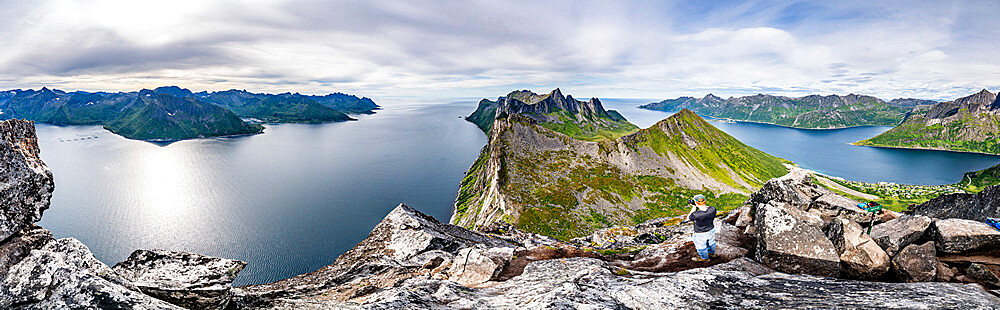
top-left (3, 118), bottom-right (1000, 309)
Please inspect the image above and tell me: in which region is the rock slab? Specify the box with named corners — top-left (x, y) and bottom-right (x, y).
top-left (824, 218), bottom-right (890, 279)
top-left (113, 249), bottom-right (247, 309)
top-left (753, 202), bottom-right (840, 277)
top-left (931, 218), bottom-right (1000, 254)
top-left (870, 215), bottom-right (932, 257)
top-left (892, 242), bottom-right (937, 282)
top-left (0, 238), bottom-right (180, 309)
top-left (448, 246), bottom-right (515, 286)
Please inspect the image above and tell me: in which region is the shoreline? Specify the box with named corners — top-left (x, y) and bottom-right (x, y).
top-left (850, 142), bottom-right (1000, 157)
top-left (636, 107), bottom-right (900, 130)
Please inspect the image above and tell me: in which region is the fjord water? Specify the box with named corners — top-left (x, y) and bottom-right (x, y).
top-left (35, 98), bottom-right (1000, 286)
top-left (602, 99), bottom-right (1000, 185)
top-left (36, 100), bottom-right (487, 285)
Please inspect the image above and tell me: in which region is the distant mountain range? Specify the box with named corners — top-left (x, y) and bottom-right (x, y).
top-left (855, 89), bottom-right (1000, 155)
top-left (639, 93), bottom-right (934, 129)
top-left (455, 89), bottom-right (788, 239)
top-left (0, 86), bottom-right (378, 141)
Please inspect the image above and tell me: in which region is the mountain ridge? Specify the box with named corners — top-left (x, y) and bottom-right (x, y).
top-left (467, 88), bottom-right (637, 141)
top-left (639, 93), bottom-right (919, 129)
top-left (855, 89), bottom-right (1000, 155)
top-left (0, 86), bottom-right (377, 141)
top-left (455, 90), bottom-right (788, 239)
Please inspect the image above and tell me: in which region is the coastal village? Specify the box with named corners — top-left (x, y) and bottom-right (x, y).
top-left (828, 177), bottom-right (966, 200)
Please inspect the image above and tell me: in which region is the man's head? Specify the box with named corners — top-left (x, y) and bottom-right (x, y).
top-left (692, 194), bottom-right (707, 206)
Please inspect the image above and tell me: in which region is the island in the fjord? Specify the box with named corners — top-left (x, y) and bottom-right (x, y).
top-left (855, 89), bottom-right (1000, 155)
top-left (456, 89), bottom-right (790, 240)
top-left (639, 93), bottom-right (932, 129)
top-left (0, 86), bottom-right (378, 141)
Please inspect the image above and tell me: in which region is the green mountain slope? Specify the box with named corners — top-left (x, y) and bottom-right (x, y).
top-left (200, 90), bottom-right (360, 123)
top-left (0, 86), bottom-right (375, 141)
top-left (639, 93), bottom-right (913, 129)
top-left (454, 94), bottom-right (789, 240)
top-left (960, 163), bottom-right (1000, 193)
top-left (209, 92), bottom-right (353, 123)
top-left (466, 88), bottom-right (638, 141)
top-left (104, 90), bottom-right (262, 141)
top-left (855, 89), bottom-right (1000, 154)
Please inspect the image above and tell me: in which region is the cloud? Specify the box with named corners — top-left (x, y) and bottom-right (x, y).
top-left (0, 0), bottom-right (997, 101)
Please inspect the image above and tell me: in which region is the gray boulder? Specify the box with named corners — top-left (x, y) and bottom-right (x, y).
top-left (753, 201), bottom-right (840, 277)
top-left (370, 203), bottom-right (510, 262)
top-left (0, 119), bottom-right (54, 241)
top-left (967, 263), bottom-right (1000, 287)
top-left (824, 218), bottom-right (890, 279)
top-left (869, 215), bottom-right (932, 257)
top-left (935, 261), bottom-right (955, 282)
top-left (0, 238), bottom-right (180, 309)
top-left (112, 249), bottom-right (247, 310)
top-left (892, 242), bottom-right (937, 282)
top-left (448, 246), bottom-right (515, 286)
top-left (745, 169), bottom-right (868, 223)
top-left (930, 218), bottom-right (1000, 254)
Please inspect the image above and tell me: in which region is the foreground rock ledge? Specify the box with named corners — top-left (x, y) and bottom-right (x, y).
top-left (230, 204), bottom-right (1000, 309)
top-left (113, 249), bottom-right (247, 309)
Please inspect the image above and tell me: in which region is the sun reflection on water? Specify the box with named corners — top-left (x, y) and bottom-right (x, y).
top-left (135, 147), bottom-right (195, 226)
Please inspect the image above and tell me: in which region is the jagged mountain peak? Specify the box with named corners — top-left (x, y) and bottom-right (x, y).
top-left (550, 87), bottom-right (563, 98)
top-left (924, 89), bottom-right (999, 119)
top-left (467, 89), bottom-right (636, 140)
top-left (955, 89), bottom-right (996, 106)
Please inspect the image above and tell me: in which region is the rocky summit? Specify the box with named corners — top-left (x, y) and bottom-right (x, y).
top-left (4, 117), bottom-right (1000, 309)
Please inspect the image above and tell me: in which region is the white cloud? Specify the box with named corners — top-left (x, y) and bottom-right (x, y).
top-left (0, 0), bottom-right (997, 101)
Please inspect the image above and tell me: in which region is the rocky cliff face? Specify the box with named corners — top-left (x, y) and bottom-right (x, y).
top-left (0, 119), bottom-right (245, 309)
top-left (0, 120), bottom-right (52, 241)
top-left (910, 184), bottom-right (1000, 220)
top-left (924, 89), bottom-right (997, 119)
top-left (466, 89), bottom-right (637, 141)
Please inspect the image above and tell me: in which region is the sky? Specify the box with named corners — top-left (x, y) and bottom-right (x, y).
top-left (0, 0), bottom-right (998, 101)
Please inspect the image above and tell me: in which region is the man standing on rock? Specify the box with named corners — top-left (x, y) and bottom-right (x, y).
top-left (687, 194), bottom-right (717, 262)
